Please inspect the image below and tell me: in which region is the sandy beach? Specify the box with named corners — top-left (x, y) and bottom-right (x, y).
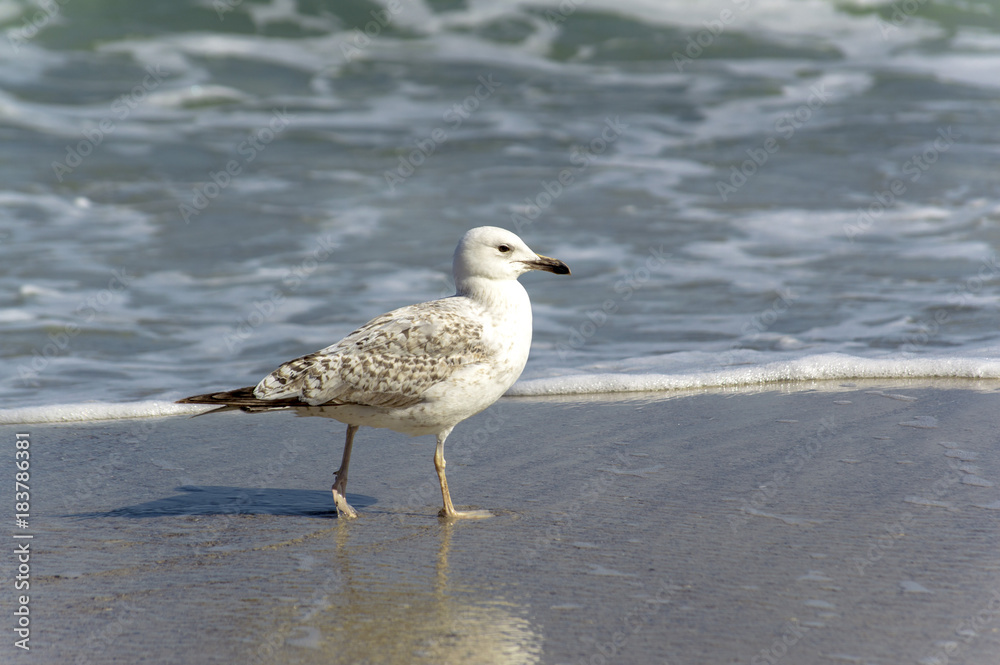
top-left (2, 380), bottom-right (999, 664)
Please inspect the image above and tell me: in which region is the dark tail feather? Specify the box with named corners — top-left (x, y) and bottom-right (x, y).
top-left (178, 386), bottom-right (306, 416)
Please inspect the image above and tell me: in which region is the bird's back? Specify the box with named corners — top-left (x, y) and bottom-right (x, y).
top-left (253, 295), bottom-right (520, 409)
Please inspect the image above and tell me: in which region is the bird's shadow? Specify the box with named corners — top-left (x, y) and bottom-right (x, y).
top-left (68, 485), bottom-right (376, 519)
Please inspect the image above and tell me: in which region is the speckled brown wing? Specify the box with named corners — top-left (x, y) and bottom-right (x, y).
top-left (253, 298), bottom-right (489, 408)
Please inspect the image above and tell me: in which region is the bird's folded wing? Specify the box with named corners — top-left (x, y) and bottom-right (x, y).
top-left (253, 299), bottom-right (489, 408)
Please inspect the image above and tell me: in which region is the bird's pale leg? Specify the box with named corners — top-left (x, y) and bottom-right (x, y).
top-left (332, 424), bottom-right (359, 519)
top-left (434, 427), bottom-right (491, 520)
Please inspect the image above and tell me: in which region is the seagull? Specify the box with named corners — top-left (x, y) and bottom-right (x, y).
top-left (178, 226), bottom-right (570, 519)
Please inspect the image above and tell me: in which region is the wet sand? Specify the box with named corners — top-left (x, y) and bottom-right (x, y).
top-left (2, 380), bottom-right (999, 664)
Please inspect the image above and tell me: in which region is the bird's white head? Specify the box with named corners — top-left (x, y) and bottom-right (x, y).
top-left (452, 226), bottom-right (570, 294)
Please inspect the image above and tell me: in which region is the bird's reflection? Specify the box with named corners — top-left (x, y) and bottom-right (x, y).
top-left (270, 517), bottom-right (542, 665)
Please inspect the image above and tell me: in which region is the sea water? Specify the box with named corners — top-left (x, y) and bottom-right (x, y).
top-left (2, 0), bottom-right (1000, 423)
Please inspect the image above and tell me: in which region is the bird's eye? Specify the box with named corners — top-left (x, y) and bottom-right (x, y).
top-left (498, 244), bottom-right (511, 253)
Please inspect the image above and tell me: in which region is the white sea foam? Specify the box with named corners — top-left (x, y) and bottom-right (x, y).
top-left (4, 353), bottom-right (999, 424)
top-left (508, 354), bottom-right (1000, 396)
top-left (0, 401), bottom-right (209, 425)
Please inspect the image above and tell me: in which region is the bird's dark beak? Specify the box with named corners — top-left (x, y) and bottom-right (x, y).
top-left (522, 254), bottom-right (571, 275)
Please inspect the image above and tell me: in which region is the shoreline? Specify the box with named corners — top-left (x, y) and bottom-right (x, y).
top-left (1, 381), bottom-right (998, 664)
top-left (4, 375), bottom-right (1000, 425)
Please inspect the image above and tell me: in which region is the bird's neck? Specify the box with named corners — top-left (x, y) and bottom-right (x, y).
top-left (456, 276), bottom-right (533, 373)
top-left (455, 276), bottom-right (530, 314)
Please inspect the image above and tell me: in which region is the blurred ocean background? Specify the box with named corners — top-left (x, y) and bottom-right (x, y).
top-left (2, 0), bottom-right (1000, 421)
